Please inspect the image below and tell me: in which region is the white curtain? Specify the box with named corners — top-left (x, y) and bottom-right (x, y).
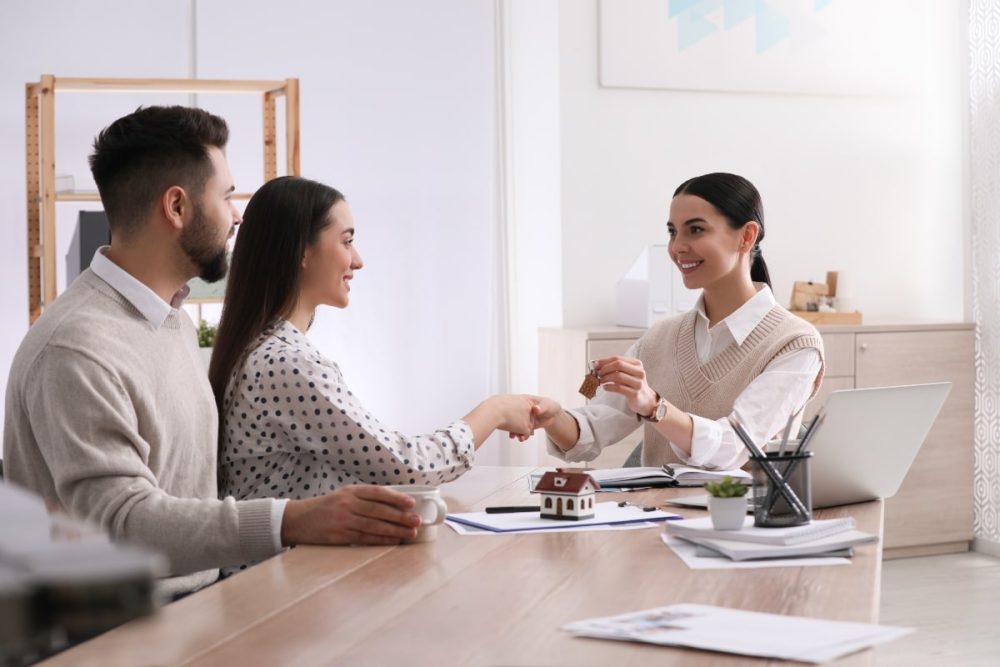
top-left (970, 0), bottom-right (1000, 550)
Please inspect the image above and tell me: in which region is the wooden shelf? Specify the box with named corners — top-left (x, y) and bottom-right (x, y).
top-left (51, 77), bottom-right (289, 94)
top-left (790, 310), bottom-right (863, 325)
top-left (25, 75), bottom-right (300, 324)
top-left (54, 191), bottom-right (256, 203)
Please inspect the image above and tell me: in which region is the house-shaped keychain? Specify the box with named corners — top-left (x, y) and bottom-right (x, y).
top-left (532, 469), bottom-right (600, 521)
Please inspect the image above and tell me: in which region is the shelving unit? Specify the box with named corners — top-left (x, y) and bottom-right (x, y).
top-left (24, 75), bottom-right (301, 324)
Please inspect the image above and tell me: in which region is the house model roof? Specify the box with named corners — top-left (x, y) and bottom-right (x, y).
top-left (533, 470), bottom-right (601, 495)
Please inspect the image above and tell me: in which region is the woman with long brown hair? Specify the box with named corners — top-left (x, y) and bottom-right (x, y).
top-left (210, 176), bottom-right (533, 507)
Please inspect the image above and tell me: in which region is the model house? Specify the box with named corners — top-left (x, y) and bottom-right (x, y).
top-left (533, 470), bottom-right (600, 520)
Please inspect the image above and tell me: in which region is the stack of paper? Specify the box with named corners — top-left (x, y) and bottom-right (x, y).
top-left (586, 465), bottom-right (751, 489)
top-left (562, 603), bottom-right (911, 663)
top-left (662, 516), bottom-right (877, 562)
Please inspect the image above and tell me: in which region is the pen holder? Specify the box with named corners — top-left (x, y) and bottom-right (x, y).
top-left (750, 452), bottom-right (813, 527)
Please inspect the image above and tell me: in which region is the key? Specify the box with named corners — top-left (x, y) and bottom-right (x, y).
top-left (579, 362), bottom-right (600, 400)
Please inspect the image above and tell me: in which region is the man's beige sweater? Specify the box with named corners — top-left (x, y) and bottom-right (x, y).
top-left (3, 270), bottom-right (278, 596)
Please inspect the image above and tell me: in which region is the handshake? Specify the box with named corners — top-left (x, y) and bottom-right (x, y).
top-left (481, 394), bottom-right (562, 443)
top-left (478, 356), bottom-right (661, 448)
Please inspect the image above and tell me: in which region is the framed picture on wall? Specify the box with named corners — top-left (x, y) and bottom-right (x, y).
top-left (598, 0), bottom-right (924, 96)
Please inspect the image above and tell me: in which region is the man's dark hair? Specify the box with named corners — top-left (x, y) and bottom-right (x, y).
top-left (88, 105), bottom-right (229, 237)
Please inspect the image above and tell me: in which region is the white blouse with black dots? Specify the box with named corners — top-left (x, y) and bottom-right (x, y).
top-left (219, 320), bottom-right (475, 503)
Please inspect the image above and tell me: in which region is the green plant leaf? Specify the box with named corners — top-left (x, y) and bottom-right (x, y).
top-left (704, 475), bottom-right (749, 498)
top-left (196, 320), bottom-right (217, 348)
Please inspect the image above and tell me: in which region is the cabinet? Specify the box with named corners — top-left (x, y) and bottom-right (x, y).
top-left (539, 322), bottom-right (975, 559)
top-left (25, 75), bottom-right (301, 324)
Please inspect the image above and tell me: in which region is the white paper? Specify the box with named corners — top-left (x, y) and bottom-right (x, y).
top-left (446, 502), bottom-right (680, 533)
top-left (662, 535), bottom-right (850, 570)
top-left (562, 603), bottom-right (912, 663)
top-left (445, 520), bottom-right (660, 536)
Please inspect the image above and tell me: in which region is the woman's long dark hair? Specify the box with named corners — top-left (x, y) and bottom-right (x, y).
top-left (673, 173), bottom-right (771, 290)
top-left (209, 176), bottom-right (344, 414)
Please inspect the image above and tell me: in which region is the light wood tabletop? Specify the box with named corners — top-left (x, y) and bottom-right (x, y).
top-left (42, 466), bottom-right (884, 666)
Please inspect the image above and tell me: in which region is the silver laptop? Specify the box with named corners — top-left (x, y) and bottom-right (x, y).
top-left (809, 382), bottom-right (951, 508)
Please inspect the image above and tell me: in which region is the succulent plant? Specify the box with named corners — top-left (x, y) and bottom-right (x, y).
top-left (704, 475), bottom-right (750, 498)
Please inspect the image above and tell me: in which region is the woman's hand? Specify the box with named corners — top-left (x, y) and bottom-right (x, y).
top-left (489, 394), bottom-right (537, 439)
top-left (593, 356), bottom-right (659, 418)
top-left (529, 396), bottom-right (563, 430)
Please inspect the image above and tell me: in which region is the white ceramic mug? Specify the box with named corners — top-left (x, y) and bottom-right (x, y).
top-left (388, 485), bottom-right (448, 543)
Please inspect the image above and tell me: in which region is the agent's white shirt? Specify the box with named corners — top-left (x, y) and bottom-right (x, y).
top-left (549, 285), bottom-right (822, 470)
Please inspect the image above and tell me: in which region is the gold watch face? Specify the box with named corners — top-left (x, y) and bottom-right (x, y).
top-left (654, 400), bottom-right (667, 421)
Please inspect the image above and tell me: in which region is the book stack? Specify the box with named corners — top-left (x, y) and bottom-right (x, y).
top-left (661, 516), bottom-right (877, 561)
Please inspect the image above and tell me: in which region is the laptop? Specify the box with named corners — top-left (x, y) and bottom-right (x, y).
top-left (808, 382), bottom-right (951, 508)
top-left (665, 382), bottom-right (952, 510)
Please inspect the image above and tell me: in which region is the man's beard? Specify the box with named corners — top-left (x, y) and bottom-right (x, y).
top-left (180, 203), bottom-right (229, 283)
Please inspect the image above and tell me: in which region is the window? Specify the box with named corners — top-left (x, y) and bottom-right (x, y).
top-left (544, 497), bottom-right (552, 509)
top-left (567, 499), bottom-right (575, 510)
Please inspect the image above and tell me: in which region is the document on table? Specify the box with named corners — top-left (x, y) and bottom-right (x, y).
top-left (662, 535), bottom-right (851, 569)
top-left (562, 603), bottom-right (912, 663)
top-left (446, 502), bottom-right (679, 534)
top-left (446, 520), bottom-right (660, 536)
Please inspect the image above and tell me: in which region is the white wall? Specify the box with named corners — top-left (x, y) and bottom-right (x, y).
top-left (557, 1), bottom-right (968, 327)
top-left (0, 1), bottom-right (506, 462)
top-left (0, 0), bottom-right (194, 438)
top-left (501, 0), bottom-right (564, 463)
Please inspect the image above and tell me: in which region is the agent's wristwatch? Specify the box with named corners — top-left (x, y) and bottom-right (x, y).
top-left (640, 394), bottom-right (669, 423)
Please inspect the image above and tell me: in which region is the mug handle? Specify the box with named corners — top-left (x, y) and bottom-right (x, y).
top-left (423, 496), bottom-right (448, 526)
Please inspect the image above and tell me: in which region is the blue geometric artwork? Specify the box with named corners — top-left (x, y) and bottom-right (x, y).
top-left (669, 0), bottom-right (832, 54)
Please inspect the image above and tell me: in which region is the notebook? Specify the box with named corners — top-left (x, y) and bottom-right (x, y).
top-left (678, 529), bottom-right (877, 561)
top-left (587, 465), bottom-right (751, 489)
top-left (693, 544), bottom-right (853, 560)
top-left (662, 516), bottom-right (855, 545)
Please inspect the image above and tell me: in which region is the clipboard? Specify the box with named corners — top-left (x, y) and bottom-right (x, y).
top-left (446, 502), bottom-right (680, 533)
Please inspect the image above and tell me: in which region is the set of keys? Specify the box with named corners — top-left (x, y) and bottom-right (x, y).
top-left (578, 361), bottom-right (600, 400)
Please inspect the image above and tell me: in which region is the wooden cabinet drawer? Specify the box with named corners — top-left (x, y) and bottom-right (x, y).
top-left (587, 338), bottom-right (637, 363)
top-left (854, 330), bottom-right (975, 551)
top-left (821, 332), bottom-right (855, 377)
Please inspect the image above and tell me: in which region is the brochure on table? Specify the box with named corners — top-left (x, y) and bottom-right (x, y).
top-left (562, 603), bottom-right (911, 663)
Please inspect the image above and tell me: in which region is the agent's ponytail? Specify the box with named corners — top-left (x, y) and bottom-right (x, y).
top-left (750, 249), bottom-right (772, 291)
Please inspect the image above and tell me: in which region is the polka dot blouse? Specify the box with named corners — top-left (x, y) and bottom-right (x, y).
top-left (219, 320), bottom-right (475, 503)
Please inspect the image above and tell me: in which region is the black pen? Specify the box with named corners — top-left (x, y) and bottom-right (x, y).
top-left (485, 505), bottom-right (540, 514)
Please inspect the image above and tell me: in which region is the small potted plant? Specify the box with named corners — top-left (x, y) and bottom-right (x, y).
top-left (704, 476), bottom-right (749, 530)
top-left (196, 320), bottom-right (217, 368)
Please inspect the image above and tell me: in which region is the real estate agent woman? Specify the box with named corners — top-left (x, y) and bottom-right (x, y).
top-left (531, 173), bottom-right (825, 470)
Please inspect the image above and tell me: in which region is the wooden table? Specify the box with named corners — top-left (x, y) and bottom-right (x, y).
top-left (42, 466), bottom-right (884, 666)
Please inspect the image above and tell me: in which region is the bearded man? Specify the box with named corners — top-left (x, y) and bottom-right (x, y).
top-left (3, 106), bottom-right (421, 599)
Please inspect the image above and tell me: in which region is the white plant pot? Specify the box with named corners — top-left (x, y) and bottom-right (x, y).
top-left (708, 496), bottom-right (747, 531)
top-left (199, 346), bottom-right (213, 369)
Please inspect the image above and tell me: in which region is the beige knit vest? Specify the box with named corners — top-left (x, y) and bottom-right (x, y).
top-left (637, 306), bottom-right (825, 467)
